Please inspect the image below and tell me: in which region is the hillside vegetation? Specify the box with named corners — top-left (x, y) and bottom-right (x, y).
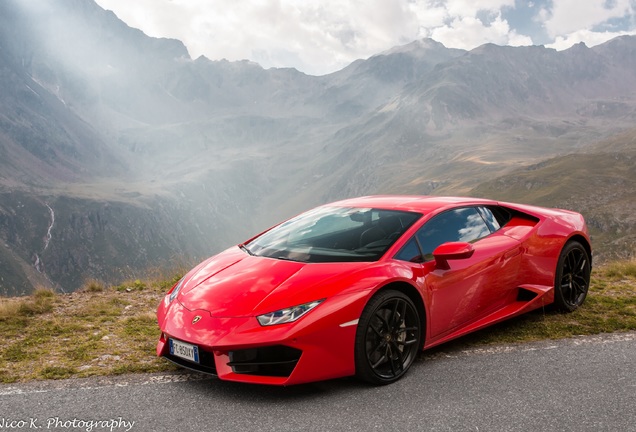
top-left (1, 261), bottom-right (635, 383)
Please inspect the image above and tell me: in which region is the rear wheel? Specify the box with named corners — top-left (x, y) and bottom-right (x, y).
top-left (355, 290), bottom-right (421, 385)
top-left (553, 241), bottom-right (591, 312)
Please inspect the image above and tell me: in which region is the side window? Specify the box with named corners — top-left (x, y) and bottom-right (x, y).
top-left (395, 238), bottom-right (423, 263)
top-left (477, 206), bottom-right (501, 232)
top-left (489, 205), bottom-right (513, 227)
top-left (416, 207), bottom-right (491, 261)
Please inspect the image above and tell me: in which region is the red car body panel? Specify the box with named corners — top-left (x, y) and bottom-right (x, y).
top-left (156, 195), bottom-right (591, 385)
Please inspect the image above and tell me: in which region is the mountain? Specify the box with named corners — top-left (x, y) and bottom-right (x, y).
top-left (470, 139), bottom-right (636, 262)
top-left (1, 0), bottom-right (635, 295)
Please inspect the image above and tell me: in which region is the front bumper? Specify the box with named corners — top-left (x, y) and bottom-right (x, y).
top-left (156, 292), bottom-right (368, 385)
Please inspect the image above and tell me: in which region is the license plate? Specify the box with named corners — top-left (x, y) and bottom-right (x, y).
top-left (169, 338), bottom-right (200, 363)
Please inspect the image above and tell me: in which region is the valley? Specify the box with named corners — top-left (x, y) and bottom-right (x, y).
top-left (0, 0), bottom-right (635, 295)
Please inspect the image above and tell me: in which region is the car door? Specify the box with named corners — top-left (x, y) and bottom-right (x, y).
top-left (396, 207), bottom-right (522, 339)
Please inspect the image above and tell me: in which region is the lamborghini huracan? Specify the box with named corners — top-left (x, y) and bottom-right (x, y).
top-left (156, 196), bottom-right (591, 385)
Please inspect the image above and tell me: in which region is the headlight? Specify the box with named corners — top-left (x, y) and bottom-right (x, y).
top-left (168, 278), bottom-right (185, 303)
top-left (256, 299), bottom-right (324, 326)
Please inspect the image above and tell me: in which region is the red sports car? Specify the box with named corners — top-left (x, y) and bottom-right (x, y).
top-left (156, 196), bottom-right (591, 385)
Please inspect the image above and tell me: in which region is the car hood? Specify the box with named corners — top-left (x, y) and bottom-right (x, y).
top-left (177, 247), bottom-right (371, 317)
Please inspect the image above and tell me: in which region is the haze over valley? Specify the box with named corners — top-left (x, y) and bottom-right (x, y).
top-left (1, 0), bottom-right (635, 295)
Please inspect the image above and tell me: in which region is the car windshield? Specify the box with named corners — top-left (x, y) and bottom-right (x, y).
top-left (244, 206), bottom-right (421, 263)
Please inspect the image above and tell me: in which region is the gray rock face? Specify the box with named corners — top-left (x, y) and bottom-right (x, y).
top-left (1, 0), bottom-right (635, 294)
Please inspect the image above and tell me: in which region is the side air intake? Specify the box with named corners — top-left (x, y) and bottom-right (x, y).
top-left (517, 287), bottom-right (539, 302)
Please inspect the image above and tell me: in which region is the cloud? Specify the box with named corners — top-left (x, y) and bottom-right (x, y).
top-left (538, 0), bottom-right (636, 50)
top-left (541, 0), bottom-right (634, 37)
top-left (97, 0), bottom-right (428, 75)
top-left (430, 13), bottom-right (533, 49)
top-left (443, 0), bottom-right (516, 18)
top-left (547, 28), bottom-right (636, 50)
top-left (94, 0), bottom-right (634, 75)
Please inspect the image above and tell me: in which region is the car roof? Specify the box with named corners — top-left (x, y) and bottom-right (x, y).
top-left (328, 195), bottom-right (498, 214)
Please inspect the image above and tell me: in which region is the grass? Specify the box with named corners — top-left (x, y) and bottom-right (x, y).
top-left (0, 261), bottom-right (635, 383)
top-left (0, 276), bottom-right (182, 384)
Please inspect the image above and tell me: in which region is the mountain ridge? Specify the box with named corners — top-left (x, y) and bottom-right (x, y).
top-left (1, 0), bottom-right (635, 295)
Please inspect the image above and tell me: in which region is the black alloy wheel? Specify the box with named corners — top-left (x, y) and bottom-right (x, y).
top-left (355, 290), bottom-right (421, 385)
top-left (554, 241), bottom-right (591, 312)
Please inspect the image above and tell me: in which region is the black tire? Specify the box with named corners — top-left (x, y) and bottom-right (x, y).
top-left (553, 241), bottom-right (591, 312)
top-left (355, 290), bottom-right (422, 385)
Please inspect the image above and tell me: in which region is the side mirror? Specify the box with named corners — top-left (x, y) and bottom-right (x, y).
top-left (433, 242), bottom-right (475, 270)
top-left (349, 212), bottom-right (365, 222)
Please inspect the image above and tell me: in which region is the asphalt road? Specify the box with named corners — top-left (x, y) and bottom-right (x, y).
top-left (1, 332), bottom-right (635, 432)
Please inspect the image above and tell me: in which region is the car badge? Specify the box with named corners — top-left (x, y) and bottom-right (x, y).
top-left (192, 315), bottom-right (202, 324)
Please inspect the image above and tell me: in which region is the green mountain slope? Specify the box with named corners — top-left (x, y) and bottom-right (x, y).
top-left (471, 146), bottom-right (636, 262)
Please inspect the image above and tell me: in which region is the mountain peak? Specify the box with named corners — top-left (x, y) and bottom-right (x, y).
top-left (378, 38), bottom-right (465, 58)
top-left (2, 3), bottom-right (636, 295)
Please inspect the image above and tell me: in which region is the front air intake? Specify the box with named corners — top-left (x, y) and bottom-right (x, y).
top-left (228, 346), bottom-right (302, 377)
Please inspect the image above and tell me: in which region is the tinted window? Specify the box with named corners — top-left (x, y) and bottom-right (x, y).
top-left (416, 207), bottom-right (491, 261)
top-left (478, 206), bottom-right (501, 232)
top-left (488, 206), bottom-right (513, 227)
top-left (395, 238), bottom-right (423, 263)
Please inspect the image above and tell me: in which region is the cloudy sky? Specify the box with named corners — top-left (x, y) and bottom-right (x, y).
top-left (94, 0), bottom-right (636, 76)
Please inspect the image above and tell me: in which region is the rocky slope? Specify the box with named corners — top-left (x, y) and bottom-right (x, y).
top-left (1, 0), bottom-right (636, 294)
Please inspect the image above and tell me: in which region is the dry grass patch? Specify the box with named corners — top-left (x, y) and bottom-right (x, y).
top-left (0, 287), bottom-right (57, 321)
top-left (82, 279), bottom-right (106, 293)
top-left (0, 277), bottom-right (181, 383)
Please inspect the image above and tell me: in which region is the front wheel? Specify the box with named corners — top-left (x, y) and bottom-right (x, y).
top-left (355, 290), bottom-right (422, 385)
top-left (553, 241), bottom-right (591, 312)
